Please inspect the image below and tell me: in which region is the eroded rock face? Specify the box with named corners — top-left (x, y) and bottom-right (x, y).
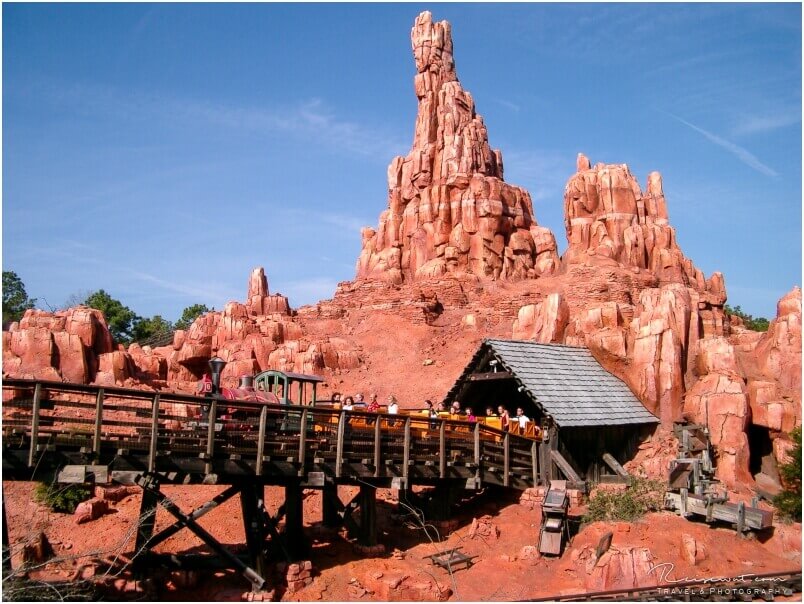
top-left (563, 155), bottom-right (725, 303)
top-left (356, 11), bottom-right (558, 284)
top-left (2, 307), bottom-right (114, 383)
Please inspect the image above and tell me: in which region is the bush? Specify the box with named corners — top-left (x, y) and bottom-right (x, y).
top-left (583, 478), bottom-right (665, 523)
top-left (725, 304), bottom-right (770, 332)
top-left (34, 482), bottom-right (92, 514)
top-left (773, 427), bottom-right (801, 522)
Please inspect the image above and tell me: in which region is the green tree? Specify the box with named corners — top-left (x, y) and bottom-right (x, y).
top-left (2, 271), bottom-right (36, 325)
top-left (773, 427), bottom-right (801, 521)
top-left (175, 303), bottom-right (210, 330)
top-left (132, 314), bottom-right (174, 343)
top-left (725, 304), bottom-right (770, 332)
top-left (84, 289), bottom-right (139, 344)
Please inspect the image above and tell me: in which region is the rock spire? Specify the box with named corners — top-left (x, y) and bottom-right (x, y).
top-left (356, 11), bottom-right (558, 284)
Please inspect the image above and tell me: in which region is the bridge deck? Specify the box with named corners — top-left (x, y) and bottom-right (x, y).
top-left (2, 379), bottom-right (545, 489)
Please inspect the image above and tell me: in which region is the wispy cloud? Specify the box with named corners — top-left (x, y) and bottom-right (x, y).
top-left (494, 98), bottom-right (520, 113)
top-left (666, 113), bottom-right (778, 177)
top-left (128, 270), bottom-right (240, 303)
top-left (732, 110), bottom-right (801, 137)
top-left (25, 80), bottom-right (408, 160)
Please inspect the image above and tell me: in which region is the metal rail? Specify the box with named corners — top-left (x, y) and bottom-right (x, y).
top-left (2, 378), bottom-right (545, 490)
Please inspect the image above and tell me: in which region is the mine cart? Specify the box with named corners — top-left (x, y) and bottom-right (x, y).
top-left (538, 480), bottom-right (570, 555)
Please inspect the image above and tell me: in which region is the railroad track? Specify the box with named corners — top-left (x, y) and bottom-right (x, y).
top-left (528, 570), bottom-right (801, 602)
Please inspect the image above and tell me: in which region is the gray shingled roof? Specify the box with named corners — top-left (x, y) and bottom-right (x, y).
top-left (448, 339), bottom-right (658, 428)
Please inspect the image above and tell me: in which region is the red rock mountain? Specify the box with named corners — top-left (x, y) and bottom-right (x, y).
top-left (2, 11), bottom-right (800, 493)
top-left (356, 11), bottom-right (558, 284)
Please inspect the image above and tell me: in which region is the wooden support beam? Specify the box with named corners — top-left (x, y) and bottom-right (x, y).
top-left (402, 417), bottom-right (411, 485)
top-left (602, 452), bottom-right (629, 478)
top-left (439, 421), bottom-right (447, 479)
top-left (358, 485), bottom-right (377, 547)
top-left (241, 483), bottom-right (267, 582)
top-left (473, 422), bottom-right (481, 487)
top-left (139, 478), bottom-right (265, 589)
top-left (373, 418), bottom-right (382, 478)
top-left (205, 398), bottom-right (218, 475)
top-left (134, 474), bottom-right (160, 561)
top-left (92, 388), bottom-right (104, 458)
top-left (298, 409), bottom-right (307, 472)
top-left (2, 497), bottom-right (11, 575)
top-left (28, 383), bottom-right (42, 468)
top-left (148, 394), bottom-right (160, 472)
top-left (322, 484), bottom-right (340, 528)
top-left (284, 483), bottom-right (305, 560)
top-left (256, 406), bottom-right (268, 475)
top-left (146, 484), bottom-right (241, 550)
top-left (335, 411), bottom-right (345, 478)
top-left (531, 441), bottom-right (539, 486)
top-left (503, 433), bottom-right (510, 488)
top-left (550, 450), bottom-right (583, 484)
top-left (467, 371), bottom-right (514, 381)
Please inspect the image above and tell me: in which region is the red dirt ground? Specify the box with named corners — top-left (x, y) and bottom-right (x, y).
top-left (3, 480), bottom-right (800, 601)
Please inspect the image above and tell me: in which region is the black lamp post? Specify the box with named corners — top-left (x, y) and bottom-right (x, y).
top-left (208, 356), bottom-right (227, 395)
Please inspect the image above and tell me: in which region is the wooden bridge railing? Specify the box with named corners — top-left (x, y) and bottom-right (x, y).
top-left (2, 379), bottom-right (543, 489)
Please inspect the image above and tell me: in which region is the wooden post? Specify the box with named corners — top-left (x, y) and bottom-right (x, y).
top-left (373, 417), bottom-right (382, 478)
top-left (205, 398), bottom-right (218, 475)
top-left (92, 388), bottom-right (104, 459)
top-left (539, 441), bottom-right (549, 485)
top-left (439, 420), bottom-right (447, 479)
top-left (240, 483), bottom-right (267, 582)
top-left (284, 483), bottom-right (305, 559)
top-left (736, 501), bottom-right (746, 533)
top-left (322, 483), bottom-right (340, 528)
top-left (134, 475), bottom-right (160, 563)
top-left (402, 417), bottom-right (411, 484)
top-left (503, 432), bottom-right (510, 487)
top-left (28, 383), bottom-right (42, 468)
top-left (256, 406), bottom-right (268, 475)
top-left (2, 496), bottom-right (11, 575)
top-left (335, 411), bottom-right (346, 478)
top-left (298, 408), bottom-right (308, 472)
top-left (358, 485), bottom-right (377, 546)
top-left (531, 441), bottom-right (539, 486)
top-left (148, 394), bottom-right (160, 472)
top-left (473, 422), bottom-right (481, 487)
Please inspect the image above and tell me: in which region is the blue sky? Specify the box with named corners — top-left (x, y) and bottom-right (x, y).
top-left (3, 3), bottom-right (801, 320)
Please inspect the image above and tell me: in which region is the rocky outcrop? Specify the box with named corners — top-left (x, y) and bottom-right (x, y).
top-left (2, 307), bottom-right (114, 383)
top-left (563, 155), bottom-right (725, 302)
top-left (356, 11), bottom-right (558, 284)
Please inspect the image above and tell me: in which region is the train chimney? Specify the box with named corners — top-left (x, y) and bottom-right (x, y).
top-left (238, 375), bottom-right (255, 391)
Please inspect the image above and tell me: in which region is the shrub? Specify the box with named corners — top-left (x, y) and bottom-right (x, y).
top-left (34, 482), bottom-right (92, 514)
top-left (583, 478), bottom-right (665, 523)
top-left (773, 427), bottom-right (801, 522)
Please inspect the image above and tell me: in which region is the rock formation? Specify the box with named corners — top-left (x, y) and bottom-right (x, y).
top-left (564, 154), bottom-right (726, 303)
top-left (356, 11), bottom-right (558, 284)
top-left (1, 11), bottom-right (799, 498)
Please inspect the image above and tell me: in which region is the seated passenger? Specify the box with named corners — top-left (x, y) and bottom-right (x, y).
top-left (465, 407), bottom-right (477, 422)
top-left (342, 396), bottom-right (354, 411)
top-left (387, 395), bottom-right (399, 426)
top-left (497, 406), bottom-right (510, 430)
top-left (450, 400), bottom-right (462, 415)
top-left (485, 406), bottom-right (496, 417)
top-left (515, 407), bottom-right (530, 429)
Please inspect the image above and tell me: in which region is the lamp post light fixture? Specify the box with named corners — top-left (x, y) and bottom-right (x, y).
top-left (208, 356), bottom-right (227, 395)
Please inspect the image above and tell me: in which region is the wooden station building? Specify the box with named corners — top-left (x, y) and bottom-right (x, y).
top-left (444, 339), bottom-right (659, 482)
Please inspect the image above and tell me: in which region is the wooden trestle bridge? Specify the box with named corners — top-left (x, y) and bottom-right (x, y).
top-left (1, 378), bottom-right (561, 591)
